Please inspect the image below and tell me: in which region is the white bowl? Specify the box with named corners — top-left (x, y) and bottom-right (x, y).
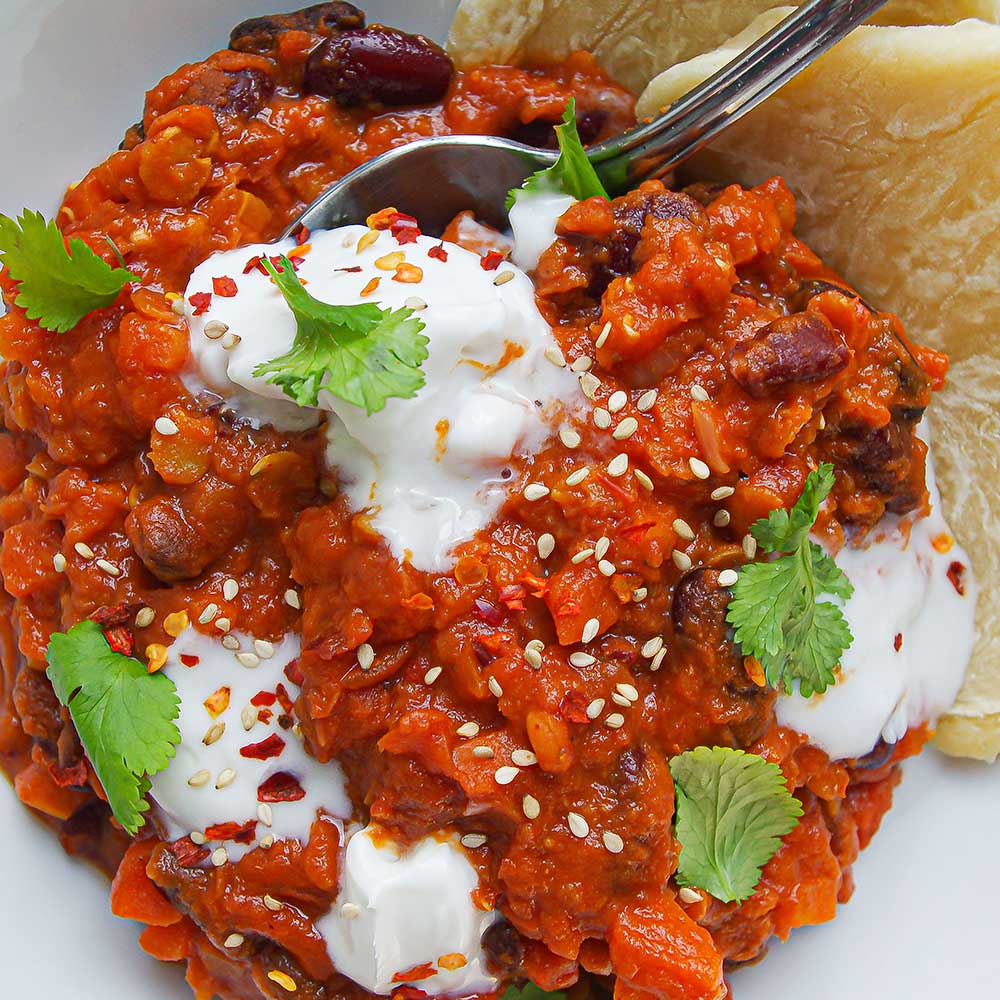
top-left (1, 2), bottom-right (998, 998)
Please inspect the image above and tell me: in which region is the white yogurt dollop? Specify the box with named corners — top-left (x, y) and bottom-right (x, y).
top-left (776, 445), bottom-right (976, 760)
top-left (184, 227), bottom-right (581, 571)
top-left (318, 826), bottom-right (498, 996)
top-left (509, 190), bottom-right (576, 272)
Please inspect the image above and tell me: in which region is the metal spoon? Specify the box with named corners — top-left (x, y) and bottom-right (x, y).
top-left (289, 0), bottom-right (888, 235)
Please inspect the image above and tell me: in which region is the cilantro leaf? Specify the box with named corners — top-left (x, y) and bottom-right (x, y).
top-left (0, 210), bottom-right (138, 333)
top-left (725, 464), bottom-right (854, 696)
top-left (45, 620), bottom-right (180, 835)
top-left (253, 256), bottom-right (428, 415)
top-left (670, 746), bottom-right (803, 903)
top-left (502, 985), bottom-right (566, 1000)
top-left (506, 98), bottom-right (610, 211)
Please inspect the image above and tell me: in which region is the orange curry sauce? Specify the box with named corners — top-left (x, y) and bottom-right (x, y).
top-left (0, 6), bottom-right (949, 1000)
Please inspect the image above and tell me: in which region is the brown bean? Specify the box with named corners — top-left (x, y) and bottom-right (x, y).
top-left (729, 312), bottom-right (849, 397)
top-left (174, 67), bottom-right (275, 118)
top-left (671, 567), bottom-right (729, 644)
top-left (481, 921), bottom-right (524, 978)
top-left (229, 2), bottom-right (364, 54)
top-left (304, 26), bottom-right (453, 107)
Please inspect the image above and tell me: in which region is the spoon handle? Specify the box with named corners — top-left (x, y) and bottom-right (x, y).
top-left (588, 0), bottom-right (890, 188)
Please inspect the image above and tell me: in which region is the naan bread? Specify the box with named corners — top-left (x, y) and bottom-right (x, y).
top-left (447, 0), bottom-right (999, 92)
top-left (449, 3), bottom-right (1000, 760)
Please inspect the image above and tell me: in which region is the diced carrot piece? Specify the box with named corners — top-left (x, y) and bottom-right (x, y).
top-left (14, 761), bottom-right (89, 820)
top-left (111, 839), bottom-right (183, 926)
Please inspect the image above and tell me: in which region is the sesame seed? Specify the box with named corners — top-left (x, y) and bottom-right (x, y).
top-left (608, 390), bottom-right (628, 413)
top-left (634, 469), bottom-right (654, 492)
top-left (544, 346), bottom-right (566, 368)
top-left (263, 894), bottom-right (283, 911)
top-left (203, 722), bottom-right (225, 746)
top-left (456, 722), bottom-right (480, 738)
top-left (632, 587), bottom-right (648, 602)
top-left (341, 902), bottom-right (361, 919)
top-left (595, 321), bottom-right (612, 349)
top-left (424, 666), bottom-right (443, 685)
top-left (524, 644), bottom-right (543, 670)
top-left (642, 638), bottom-right (664, 660)
top-left (74, 542), bottom-right (95, 560)
top-left (221, 332), bottom-right (241, 351)
top-left (650, 648), bottom-right (667, 672)
top-left (582, 617), bottom-right (600, 643)
top-left (616, 682), bottom-right (639, 703)
top-left (714, 509), bottom-right (731, 527)
top-left (711, 486), bottom-right (736, 500)
top-left (404, 295), bottom-right (427, 311)
top-left (673, 518), bottom-right (695, 541)
top-left (266, 970), bottom-right (297, 993)
top-left (566, 466), bottom-right (590, 486)
top-left (524, 483), bottom-right (550, 501)
top-left (594, 536), bottom-right (610, 560)
top-left (512, 749), bottom-right (537, 767)
top-left (613, 417), bottom-right (638, 440)
top-left (224, 934), bottom-right (244, 949)
top-left (570, 355), bottom-right (592, 373)
top-left (254, 639), bottom-right (274, 659)
top-left (215, 617), bottom-right (231, 633)
top-left (135, 607), bottom-right (155, 628)
top-left (211, 847), bottom-right (229, 867)
top-left (203, 320), bottom-right (228, 340)
top-left (259, 834), bottom-right (275, 849)
top-left (357, 643), bottom-right (375, 671)
top-left (461, 833), bottom-right (488, 848)
top-left (494, 766), bottom-right (520, 786)
top-left (567, 812), bottom-right (590, 838)
top-left (236, 652), bottom-right (260, 669)
top-left (559, 427), bottom-right (582, 449)
top-left (488, 677), bottom-right (503, 698)
top-left (672, 550), bottom-right (693, 571)
top-left (636, 389), bottom-right (658, 412)
top-left (242, 705), bottom-right (259, 731)
top-left (96, 557), bottom-right (120, 577)
top-left (612, 693), bottom-right (631, 707)
top-left (586, 698), bottom-right (605, 720)
top-left (223, 578), bottom-right (239, 601)
top-left (579, 372), bottom-right (601, 400)
top-left (718, 569), bottom-right (739, 587)
top-left (198, 603), bottom-right (219, 624)
top-left (743, 534), bottom-right (758, 559)
top-left (522, 794), bottom-right (540, 820)
top-left (284, 588), bottom-right (301, 609)
top-left (493, 270), bottom-right (515, 286)
top-left (52, 553), bottom-right (67, 573)
top-left (690, 384), bottom-right (710, 402)
top-left (593, 408), bottom-right (612, 430)
top-left (598, 560), bottom-right (616, 577)
top-left (189, 830), bottom-right (207, 846)
top-left (571, 548), bottom-right (595, 564)
top-left (154, 416), bottom-right (179, 436)
top-left (605, 713), bottom-right (625, 729)
top-left (222, 635), bottom-right (240, 651)
top-left (216, 768), bottom-right (237, 789)
top-left (678, 887), bottom-right (703, 904)
top-left (472, 746), bottom-right (495, 759)
top-left (602, 831), bottom-right (625, 854)
top-left (607, 453), bottom-right (629, 477)
top-left (171, 298), bottom-right (187, 317)
top-left (569, 651), bottom-right (595, 668)
top-left (188, 769), bottom-right (211, 788)
top-left (689, 457), bottom-right (711, 480)
top-left (537, 533), bottom-right (555, 559)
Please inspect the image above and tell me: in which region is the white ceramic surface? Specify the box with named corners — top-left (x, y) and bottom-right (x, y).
top-left (1, 2), bottom-right (998, 998)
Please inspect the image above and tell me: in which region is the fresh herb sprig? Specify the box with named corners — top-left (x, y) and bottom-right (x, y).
top-left (725, 464), bottom-right (854, 697)
top-left (45, 621), bottom-right (180, 835)
top-left (506, 99), bottom-right (610, 210)
top-left (670, 747), bottom-right (803, 903)
top-left (253, 256), bottom-right (428, 415)
top-left (0, 210), bottom-right (138, 333)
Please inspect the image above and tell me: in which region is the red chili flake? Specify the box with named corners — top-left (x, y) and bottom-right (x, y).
top-left (189, 291), bottom-right (213, 315)
top-left (170, 837), bottom-right (210, 868)
top-left (427, 243), bottom-right (448, 263)
top-left (473, 640), bottom-right (497, 667)
top-left (893, 633), bottom-right (904, 652)
top-left (390, 213), bottom-right (421, 245)
top-left (240, 733), bottom-right (286, 760)
top-left (243, 255), bottom-right (263, 274)
top-left (621, 520), bottom-right (657, 540)
top-left (102, 625), bottom-right (134, 657)
top-left (257, 709), bottom-right (274, 724)
top-left (251, 690), bottom-right (278, 708)
top-left (294, 224), bottom-right (311, 246)
top-left (392, 988), bottom-right (430, 1000)
top-left (335, 266), bottom-right (363, 273)
top-left (499, 584), bottom-right (526, 612)
top-left (204, 686), bottom-right (231, 719)
top-left (258, 772), bottom-right (306, 803)
top-left (284, 659), bottom-right (305, 687)
top-left (277, 714), bottom-right (294, 730)
top-left (559, 690), bottom-right (591, 724)
top-left (392, 964), bottom-right (436, 984)
top-left (367, 207), bottom-right (401, 230)
top-left (89, 602), bottom-right (140, 627)
top-left (50, 759), bottom-right (89, 788)
top-left (213, 276), bottom-right (238, 298)
top-left (274, 683), bottom-right (294, 714)
top-left (480, 250), bottom-right (505, 271)
top-left (473, 598), bottom-right (505, 626)
top-left (204, 819), bottom-right (257, 843)
top-left (947, 561), bottom-right (966, 596)
top-left (554, 599), bottom-right (581, 618)
top-left (520, 573), bottom-right (549, 599)
top-left (180, 653), bottom-right (200, 668)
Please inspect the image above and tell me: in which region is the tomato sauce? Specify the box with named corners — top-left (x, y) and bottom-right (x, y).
top-left (0, 6), bottom-right (945, 1000)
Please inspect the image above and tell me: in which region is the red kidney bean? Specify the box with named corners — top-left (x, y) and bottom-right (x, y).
top-left (230, 2), bottom-right (364, 54)
top-left (729, 312), bottom-right (849, 397)
top-left (176, 67), bottom-right (275, 118)
top-left (304, 26), bottom-right (454, 107)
